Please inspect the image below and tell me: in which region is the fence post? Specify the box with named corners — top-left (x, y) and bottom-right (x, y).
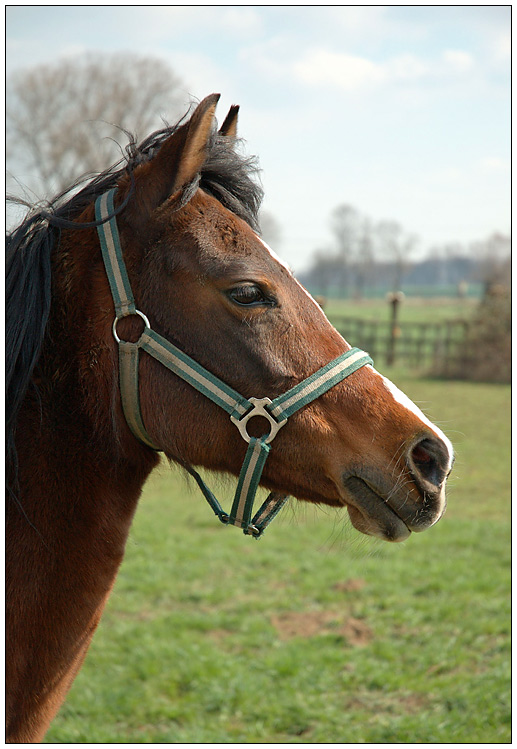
top-left (386, 292), bottom-right (405, 366)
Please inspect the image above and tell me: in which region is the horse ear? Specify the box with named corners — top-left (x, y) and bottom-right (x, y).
top-left (131, 93), bottom-right (220, 216)
top-left (219, 105), bottom-right (239, 137)
top-left (171, 93), bottom-right (220, 191)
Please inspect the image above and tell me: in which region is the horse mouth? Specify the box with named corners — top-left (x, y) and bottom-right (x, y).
top-left (341, 476), bottom-right (412, 542)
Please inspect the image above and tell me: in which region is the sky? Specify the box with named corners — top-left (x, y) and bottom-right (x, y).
top-left (6, 5), bottom-right (511, 272)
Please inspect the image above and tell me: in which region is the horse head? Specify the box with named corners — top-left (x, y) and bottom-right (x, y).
top-left (86, 94), bottom-right (453, 542)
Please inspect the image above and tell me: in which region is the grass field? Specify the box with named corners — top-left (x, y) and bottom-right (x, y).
top-left (45, 373), bottom-right (510, 743)
top-left (324, 296), bottom-right (478, 324)
top-left (325, 296), bottom-right (482, 376)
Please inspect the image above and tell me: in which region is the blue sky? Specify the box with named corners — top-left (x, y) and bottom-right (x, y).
top-left (6, 6), bottom-right (510, 272)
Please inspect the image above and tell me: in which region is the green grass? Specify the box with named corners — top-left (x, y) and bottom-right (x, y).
top-left (46, 374), bottom-right (510, 743)
top-left (324, 296), bottom-right (478, 324)
top-left (324, 296), bottom-right (482, 376)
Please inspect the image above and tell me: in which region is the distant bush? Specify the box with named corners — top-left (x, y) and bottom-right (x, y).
top-left (443, 285), bottom-right (511, 383)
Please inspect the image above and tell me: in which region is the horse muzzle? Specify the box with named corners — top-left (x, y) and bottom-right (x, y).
top-left (341, 434), bottom-right (452, 542)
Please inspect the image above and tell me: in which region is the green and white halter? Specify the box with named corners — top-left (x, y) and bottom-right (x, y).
top-left (95, 189), bottom-right (372, 537)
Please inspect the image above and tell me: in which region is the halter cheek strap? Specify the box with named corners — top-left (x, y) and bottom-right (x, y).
top-left (95, 188), bottom-right (373, 537)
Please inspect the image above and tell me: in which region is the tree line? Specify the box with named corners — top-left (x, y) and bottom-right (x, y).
top-left (299, 204), bottom-right (510, 299)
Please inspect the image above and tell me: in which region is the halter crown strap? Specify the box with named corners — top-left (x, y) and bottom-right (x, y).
top-left (96, 190), bottom-right (136, 317)
top-left (95, 188), bottom-right (372, 538)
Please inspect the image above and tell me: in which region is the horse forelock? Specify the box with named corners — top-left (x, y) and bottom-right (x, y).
top-left (200, 131), bottom-right (263, 231)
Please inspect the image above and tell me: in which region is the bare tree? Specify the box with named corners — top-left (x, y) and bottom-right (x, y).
top-left (469, 232), bottom-right (511, 294)
top-left (355, 217), bottom-right (376, 299)
top-left (330, 204), bottom-right (360, 297)
top-left (376, 220), bottom-right (417, 291)
top-left (308, 248), bottom-right (341, 298)
top-left (7, 52), bottom-right (184, 198)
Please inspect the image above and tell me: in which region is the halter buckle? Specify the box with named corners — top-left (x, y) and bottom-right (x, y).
top-left (231, 397), bottom-right (285, 445)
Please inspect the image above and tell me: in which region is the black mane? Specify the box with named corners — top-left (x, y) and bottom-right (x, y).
top-left (6, 112), bottom-right (264, 471)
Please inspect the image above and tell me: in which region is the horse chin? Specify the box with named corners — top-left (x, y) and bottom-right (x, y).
top-left (342, 477), bottom-right (412, 543)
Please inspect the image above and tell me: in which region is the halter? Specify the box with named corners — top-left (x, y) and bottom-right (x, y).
top-left (95, 188), bottom-right (372, 537)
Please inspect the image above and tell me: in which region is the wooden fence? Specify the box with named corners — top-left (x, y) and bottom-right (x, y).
top-left (332, 316), bottom-right (471, 373)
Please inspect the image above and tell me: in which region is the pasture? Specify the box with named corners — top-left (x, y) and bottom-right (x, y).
top-left (324, 297), bottom-right (485, 375)
top-left (45, 372), bottom-right (510, 743)
top-left (323, 296), bottom-right (478, 324)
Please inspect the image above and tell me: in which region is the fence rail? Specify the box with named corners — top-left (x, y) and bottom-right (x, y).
top-left (332, 316), bottom-right (471, 373)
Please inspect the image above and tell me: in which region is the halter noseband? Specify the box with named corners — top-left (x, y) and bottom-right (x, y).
top-left (95, 189), bottom-right (372, 538)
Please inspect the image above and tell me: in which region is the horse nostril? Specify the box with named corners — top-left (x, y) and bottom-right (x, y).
top-left (412, 443), bottom-right (433, 465)
top-left (409, 437), bottom-right (449, 490)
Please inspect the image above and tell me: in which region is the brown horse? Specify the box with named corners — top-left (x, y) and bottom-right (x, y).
top-left (6, 95), bottom-right (453, 742)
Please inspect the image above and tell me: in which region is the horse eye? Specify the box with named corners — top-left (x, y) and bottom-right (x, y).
top-left (228, 284), bottom-right (272, 307)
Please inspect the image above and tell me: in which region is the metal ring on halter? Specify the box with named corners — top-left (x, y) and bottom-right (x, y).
top-left (112, 310), bottom-right (151, 344)
top-left (230, 397), bottom-right (286, 445)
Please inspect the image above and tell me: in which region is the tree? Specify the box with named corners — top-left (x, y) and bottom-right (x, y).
top-left (259, 211), bottom-right (283, 249)
top-left (330, 204), bottom-right (360, 297)
top-left (443, 283), bottom-right (511, 383)
top-left (469, 232), bottom-right (511, 294)
top-left (7, 52), bottom-right (184, 198)
top-left (355, 217), bottom-right (376, 298)
top-left (308, 248), bottom-right (341, 297)
top-left (328, 204), bottom-right (381, 298)
top-left (376, 220), bottom-right (417, 291)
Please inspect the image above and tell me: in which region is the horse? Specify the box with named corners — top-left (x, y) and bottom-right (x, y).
top-left (6, 94), bottom-right (454, 742)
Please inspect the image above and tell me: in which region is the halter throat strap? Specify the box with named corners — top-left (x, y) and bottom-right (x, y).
top-left (95, 188), bottom-right (372, 538)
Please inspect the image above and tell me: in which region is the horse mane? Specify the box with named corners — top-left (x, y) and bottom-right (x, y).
top-left (6, 110), bottom-right (264, 473)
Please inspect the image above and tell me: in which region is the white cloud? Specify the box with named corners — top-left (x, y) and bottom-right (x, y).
top-left (384, 54), bottom-right (429, 81)
top-left (479, 157), bottom-right (510, 172)
top-left (442, 50), bottom-right (474, 74)
top-left (115, 6), bottom-right (263, 42)
top-left (293, 50), bottom-right (385, 91)
top-left (217, 7), bottom-right (263, 35)
top-left (427, 166), bottom-right (464, 186)
top-left (485, 29), bottom-right (511, 73)
top-left (57, 44), bottom-right (89, 60)
top-left (493, 30), bottom-right (511, 62)
top-left (261, 46), bottom-right (477, 94)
